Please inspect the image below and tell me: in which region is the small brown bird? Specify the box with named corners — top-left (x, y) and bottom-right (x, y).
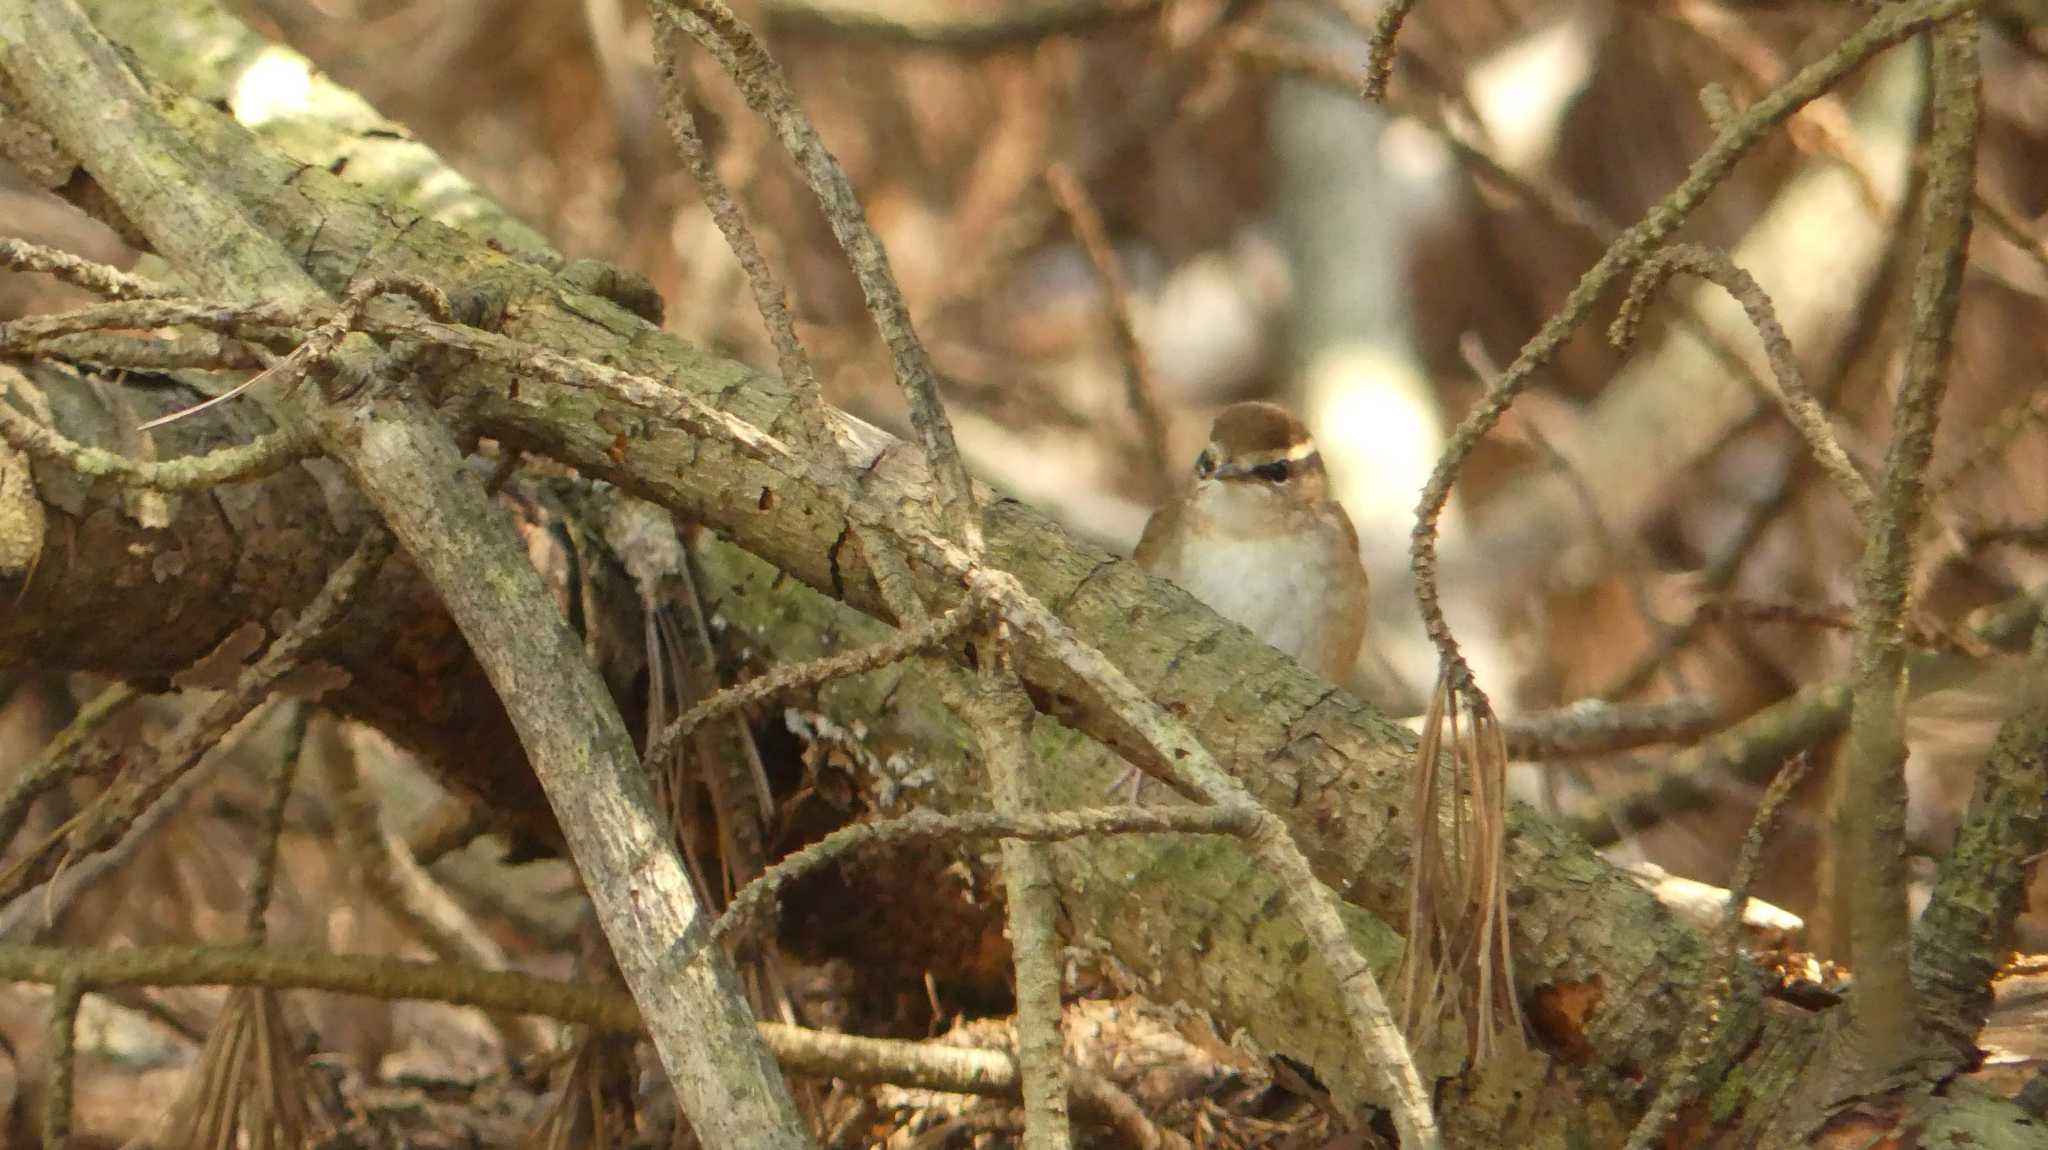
top-left (1136, 402), bottom-right (1369, 682)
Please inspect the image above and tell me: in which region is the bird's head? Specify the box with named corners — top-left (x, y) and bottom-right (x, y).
top-left (1191, 402), bottom-right (1331, 511)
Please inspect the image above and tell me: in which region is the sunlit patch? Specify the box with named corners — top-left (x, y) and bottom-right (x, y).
top-left (1465, 9), bottom-right (1598, 171)
top-left (231, 49), bottom-right (314, 128)
top-left (1307, 345), bottom-right (1443, 516)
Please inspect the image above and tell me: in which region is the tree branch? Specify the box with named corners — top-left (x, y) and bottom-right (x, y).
top-left (1837, 14), bottom-right (1979, 1080)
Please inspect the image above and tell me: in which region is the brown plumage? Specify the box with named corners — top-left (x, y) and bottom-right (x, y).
top-left (1135, 402), bottom-right (1368, 681)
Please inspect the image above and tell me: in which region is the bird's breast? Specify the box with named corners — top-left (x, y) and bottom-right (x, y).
top-left (1159, 525), bottom-right (1361, 674)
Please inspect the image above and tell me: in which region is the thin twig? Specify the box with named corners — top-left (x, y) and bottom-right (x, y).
top-left (0, 681), bottom-right (137, 854)
top-left (754, 0), bottom-right (1163, 46)
top-left (0, 296), bottom-right (300, 347)
top-left (29, 329), bottom-right (265, 372)
top-left (918, 0), bottom-right (1260, 334)
top-left (1624, 754), bottom-right (1810, 1150)
top-left (952, 652), bottom-right (1073, 1150)
top-left (650, 34), bottom-right (836, 452)
top-left (1974, 186), bottom-right (2048, 289)
top-left (1575, 578), bottom-right (2038, 848)
top-left (322, 718), bottom-right (550, 1059)
top-left (134, 272), bottom-right (450, 431)
top-left (1570, 684), bottom-right (1850, 850)
top-left (1361, 0), bottom-right (1419, 102)
top-left (643, 593), bottom-right (983, 772)
top-left (242, 703), bottom-right (308, 942)
top-left (1664, 0), bottom-right (1890, 214)
top-left (656, 0), bottom-right (983, 554)
top-left (1231, 31), bottom-right (1787, 426)
top-left (0, 237), bottom-right (160, 299)
top-left (0, 700), bottom-right (282, 941)
top-left (1594, 171), bottom-right (1922, 699)
top-left (1044, 162), bottom-right (1172, 501)
top-left (1932, 392), bottom-right (2048, 500)
top-left (1500, 698), bottom-right (1723, 760)
top-left (1611, 244), bottom-right (1873, 524)
top-left (367, 312), bottom-right (793, 462)
top-left (710, 804), bottom-right (1256, 950)
top-left (45, 974), bottom-right (83, 1150)
top-left (0, 385), bottom-right (317, 491)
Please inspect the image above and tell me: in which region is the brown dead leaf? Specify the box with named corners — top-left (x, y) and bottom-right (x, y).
top-left (1526, 975), bottom-right (1605, 1063)
top-left (171, 622), bottom-right (266, 691)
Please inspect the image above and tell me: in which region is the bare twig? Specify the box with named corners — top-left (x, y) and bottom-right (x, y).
top-left (0, 296), bottom-right (300, 346)
top-left (242, 703), bottom-right (308, 942)
top-left (1837, 15), bottom-right (1979, 1076)
top-left (1664, 0), bottom-right (1890, 214)
top-left (0, 943), bottom-right (645, 1027)
top-left (1974, 186), bottom-right (2048, 287)
top-left (1361, 0), bottom-right (1419, 101)
top-left (1229, 31), bottom-right (1789, 463)
top-left (1464, 332), bottom-right (1692, 701)
top-left (953, 658), bottom-right (1073, 1150)
top-left (368, 312), bottom-right (793, 462)
top-left (0, 384), bottom-right (317, 491)
top-left (1611, 244), bottom-right (1873, 523)
top-left (1965, 521), bottom-right (2048, 550)
top-left (709, 804), bottom-right (1256, 950)
top-left (1570, 684), bottom-right (1850, 849)
top-left (134, 271), bottom-right (450, 431)
top-left (45, 974), bottom-right (83, 1150)
top-left (0, 681), bottom-right (137, 854)
top-left (644, 593), bottom-right (983, 772)
top-left (1044, 162), bottom-right (1172, 501)
top-left (1596, 177), bottom-right (1913, 699)
top-left (321, 719), bottom-right (549, 1058)
top-left (1500, 698), bottom-right (1723, 760)
top-left (655, 0), bottom-right (982, 553)
top-left (0, 700), bottom-right (283, 941)
top-left (917, 0), bottom-right (1258, 333)
top-left (650, 33), bottom-right (836, 453)
top-left (1928, 390), bottom-right (2048, 500)
top-left (29, 329), bottom-right (265, 372)
top-left (1624, 754), bottom-right (1810, 1150)
top-left (754, 0), bottom-right (1163, 46)
top-left (0, 236), bottom-right (159, 299)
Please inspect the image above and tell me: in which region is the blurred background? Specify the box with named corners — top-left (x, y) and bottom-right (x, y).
top-left (3, 0), bottom-right (2048, 1143)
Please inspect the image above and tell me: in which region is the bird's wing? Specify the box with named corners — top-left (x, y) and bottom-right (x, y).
top-left (1132, 501), bottom-right (1180, 570)
top-left (1325, 503), bottom-right (1371, 678)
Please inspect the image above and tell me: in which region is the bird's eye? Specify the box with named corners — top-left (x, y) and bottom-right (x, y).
top-left (1251, 460), bottom-right (1291, 482)
top-left (1195, 450), bottom-right (1217, 478)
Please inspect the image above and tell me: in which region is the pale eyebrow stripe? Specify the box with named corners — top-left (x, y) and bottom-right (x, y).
top-left (1282, 440), bottom-right (1318, 463)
